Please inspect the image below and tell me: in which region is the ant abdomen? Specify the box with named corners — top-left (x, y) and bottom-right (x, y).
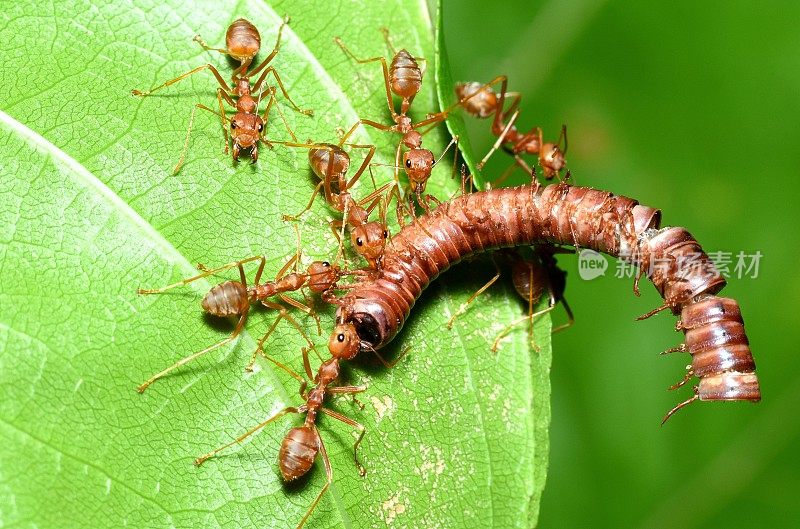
top-left (390, 50), bottom-right (422, 100)
top-left (226, 18), bottom-right (261, 64)
top-left (279, 426), bottom-right (319, 481)
top-left (308, 144), bottom-right (350, 186)
top-left (455, 82), bottom-right (498, 118)
top-left (511, 258), bottom-right (548, 304)
top-left (201, 281), bottom-right (249, 317)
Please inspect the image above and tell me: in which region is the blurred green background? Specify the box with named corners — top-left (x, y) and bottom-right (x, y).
top-left (444, 1), bottom-right (800, 528)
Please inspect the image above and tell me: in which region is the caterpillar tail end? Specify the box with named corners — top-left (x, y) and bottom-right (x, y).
top-left (698, 371), bottom-right (761, 403)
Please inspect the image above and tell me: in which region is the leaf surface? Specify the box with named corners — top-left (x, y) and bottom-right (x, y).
top-left (0, 1), bottom-right (550, 527)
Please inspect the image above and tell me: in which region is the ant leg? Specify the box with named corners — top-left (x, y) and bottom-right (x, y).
top-left (246, 319), bottom-right (310, 393)
top-left (446, 260), bottom-right (502, 329)
top-left (329, 384), bottom-right (369, 411)
top-left (328, 219), bottom-right (346, 264)
top-left (297, 426), bottom-right (331, 529)
top-left (339, 119), bottom-right (395, 147)
top-left (216, 88), bottom-right (234, 155)
top-left (359, 181), bottom-right (397, 211)
top-left (278, 294), bottom-right (322, 336)
top-left (416, 75), bottom-right (511, 134)
top-left (246, 16), bottom-right (290, 79)
top-left (379, 27), bottom-right (397, 55)
top-left (251, 67), bottom-right (313, 116)
top-left (478, 110), bottom-right (520, 170)
top-left (328, 385), bottom-right (368, 395)
top-left (258, 86), bottom-right (298, 143)
top-left (551, 296), bottom-right (575, 334)
top-left (194, 405), bottom-right (303, 466)
top-left (319, 408), bottom-right (367, 476)
top-left (492, 305), bottom-right (555, 354)
top-left (173, 102), bottom-right (231, 174)
top-left (284, 181), bottom-right (324, 221)
top-left (334, 36), bottom-right (397, 119)
top-left (260, 299), bottom-right (320, 354)
top-left (137, 255), bottom-right (264, 294)
top-left (341, 143), bottom-right (377, 190)
top-left (131, 63), bottom-right (231, 97)
top-left (490, 157), bottom-right (524, 188)
top-left (192, 34), bottom-right (229, 56)
top-left (558, 124), bottom-right (568, 155)
top-left (393, 140), bottom-right (403, 188)
top-left (137, 311), bottom-right (248, 393)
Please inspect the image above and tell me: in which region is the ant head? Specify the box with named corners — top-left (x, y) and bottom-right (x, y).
top-left (403, 148), bottom-right (435, 187)
top-left (280, 426), bottom-right (319, 481)
top-left (306, 260), bottom-right (341, 293)
top-left (351, 221), bottom-right (389, 265)
top-left (230, 112), bottom-right (264, 153)
top-left (328, 323), bottom-right (361, 360)
top-left (308, 144), bottom-right (350, 183)
top-left (540, 142), bottom-right (565, 179)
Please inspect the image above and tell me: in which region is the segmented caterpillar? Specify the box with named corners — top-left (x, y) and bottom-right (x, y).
top-left (333, 182), bottom-right (760, 419)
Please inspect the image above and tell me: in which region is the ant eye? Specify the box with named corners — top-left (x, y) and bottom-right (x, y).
top-left (337, 333), bottom-right (345, 342)
top-left (382, 230), bottom-right (388, 239)
top-left (405, 159), bottom-right (412, 168)
top-left (356, 238), bottom-right (363, 246)
top-left (257, 123), bottom-right (263, 132)
top-left (230, 121), bottom-right (237, 129)
top-left (322, 261), bottom-right (330, 267)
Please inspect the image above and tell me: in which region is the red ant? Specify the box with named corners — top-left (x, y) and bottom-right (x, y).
top-left (194, 316), bottom-right (403, 528)
top-left (455, 77), bottom-right (568, 181)
top-left (273, 139), bottom-right (398, 272)
top-left (135, 236), bottom-right (354, 393)
top-left (446, 246), bottom-right (574, 352)
top-left (131, 17), bottom-right (312, 173)
top-left (334, 30), bottom-right (493, 189)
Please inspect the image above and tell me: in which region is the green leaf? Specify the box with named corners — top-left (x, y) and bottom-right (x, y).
top-left (434, 2), bottom-right (485, 186)
top-left (0, 1), bottom-right (550, 528)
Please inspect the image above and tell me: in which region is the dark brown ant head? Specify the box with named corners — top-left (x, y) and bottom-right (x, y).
top-left (308, 143), bottom-right (350, 184)
top-left (226, 19), bottom-right (261, 63)
top-left (351, 221), bottom-right (389, 265)
top-left (403, 148), bottom-right (435, 188)
top-left (455, 81), bottom-right (498, 119)
top-left (306, 260), bottom-right (341, 293)
top-left (390, 50), bottom-right (423, 100)
top-left (201, 281), bottom-right (249, 317)
top-left (315, 358), bottom-right (341, 386)
top-left (540, 142), bottom-right (566, 179)
top-left (328, 323), bottom-right (361, 360)
top-left (230, 112), bottom-right (264, 159)
top-left (279, 426), bottom-right (319, 481)
top-left (402, 130), bottom-right (423, 149)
